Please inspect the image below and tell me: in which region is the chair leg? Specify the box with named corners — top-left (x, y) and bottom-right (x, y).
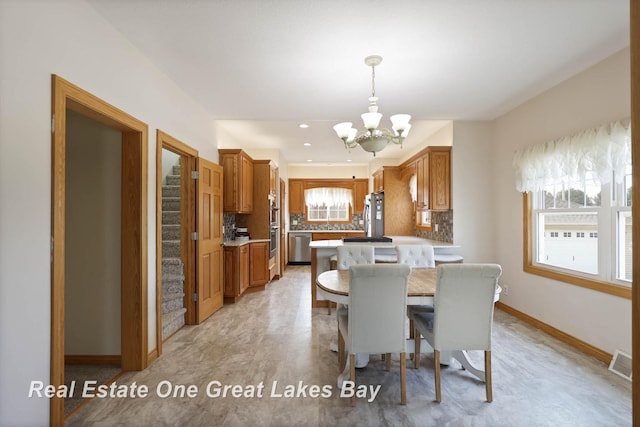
top-left (434, 350), bottom-right (441, 403)
top-left (400, 352), bottom-right (407, 405)
top-left (327, 301), bottom-right (332, 315)
top-left (338, 327), bottom-right (345, 371)
top-left (350, 353), bottom-right (356, 407)
top-left (485, 350), bottom-right (493, 403)
top-left (385, 353), bottom-right (391, 371)
top-left (414, 327), bottom-right (421, 369)
top-left (409, 319), bottom-right (415, 360)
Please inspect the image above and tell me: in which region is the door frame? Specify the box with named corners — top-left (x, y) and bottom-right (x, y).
top-left (155, 130), bottom-right (198, 357)
top-left (51, 75), bottom-right (148, 426)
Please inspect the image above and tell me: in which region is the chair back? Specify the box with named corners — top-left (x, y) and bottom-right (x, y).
top-left (395, 244), bottom-right (435, 269)
top-left (432, 264), bottom-right (502, 351)
top-left (336, 245), bottom-right (375, 270)
top-left (348, 264), bottom-right (410, 354)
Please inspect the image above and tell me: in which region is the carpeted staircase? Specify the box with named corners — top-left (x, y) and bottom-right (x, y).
top-left (161, 164), bottom-right (186, 340)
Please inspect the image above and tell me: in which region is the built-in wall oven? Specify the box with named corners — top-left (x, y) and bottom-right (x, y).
top-left (270, 224), bottom-right (279, 258)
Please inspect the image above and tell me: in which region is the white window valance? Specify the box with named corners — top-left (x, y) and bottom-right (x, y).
top-left (409, 174), bottom-right (417, 202)
top-left (304, 187), bottom-right (353, 207)
top-left (513, 119), bottom-right (631, 193)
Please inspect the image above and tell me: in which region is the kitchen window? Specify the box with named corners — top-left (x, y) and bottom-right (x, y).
top-left (304, 187), bottom-right (352, 223)
top-left (515, 119), bottom-right (631, 298)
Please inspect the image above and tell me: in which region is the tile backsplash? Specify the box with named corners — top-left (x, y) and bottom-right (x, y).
top-left (223, 213), bottom-right (237, 241)
top-left (415, 210), bottom-right (453, 243)
top-left (289, 213), bottom-right (365, 231)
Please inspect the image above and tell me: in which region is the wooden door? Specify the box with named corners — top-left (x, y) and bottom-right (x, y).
top-left (196, 158), bottom-right (224, 322)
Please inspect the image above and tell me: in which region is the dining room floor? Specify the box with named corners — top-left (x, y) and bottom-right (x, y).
top-left (66, 265), bottom-right (632, 427)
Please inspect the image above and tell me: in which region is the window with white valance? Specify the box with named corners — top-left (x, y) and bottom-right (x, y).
top-left (304, 187), bottom-right (353, 222)
top-left (513, 119), bottom-right (631, 193)
top-left (515, 118), bottom-right (633, 297)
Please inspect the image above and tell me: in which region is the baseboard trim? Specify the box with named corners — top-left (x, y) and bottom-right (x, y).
top-left (64, 355), bottom-right (121, 365)
top-left (496, 302), bottom-right (612, 364)
top-left (147, 348), bottom-right (159, 365)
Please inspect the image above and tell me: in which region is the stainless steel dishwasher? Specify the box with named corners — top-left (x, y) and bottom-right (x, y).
top-left (288, 232), bottom-right (312, 264)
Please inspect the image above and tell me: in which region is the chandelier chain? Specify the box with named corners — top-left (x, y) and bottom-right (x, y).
top-left (371, 65), bottom-right (376, 98)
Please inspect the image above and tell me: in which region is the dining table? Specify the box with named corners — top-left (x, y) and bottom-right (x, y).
top-left (316, 268), bottom-right (501, 387)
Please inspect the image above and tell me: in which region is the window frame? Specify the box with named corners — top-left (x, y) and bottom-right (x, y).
top-left (523, 193), bottom-right (631, 299)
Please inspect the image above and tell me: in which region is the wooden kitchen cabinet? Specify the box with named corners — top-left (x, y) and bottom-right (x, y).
top-left (353, 180), bottom-right (368, 213)
top-left (249, 241), bottom-right (270, 288)
top-left (223, 245), bottom-right (250, 303)
top-left (289, 179), bottom-right (305, 214)
top-left (372, 169), bottom-right (384, 193)
top-left (219, 149), bottom-right (253, 213)
top-left (416, 155), bottom-right (429, 210)
top-left (269, 165), bottom-right (277, 197)
top-left (414, 147), bottom-right (451, 211)
top-left (428, 147), bottom-right (451, 211)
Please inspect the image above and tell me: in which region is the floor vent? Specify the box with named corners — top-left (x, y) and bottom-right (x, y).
top-left (608, 350), bottom-right (632, 381)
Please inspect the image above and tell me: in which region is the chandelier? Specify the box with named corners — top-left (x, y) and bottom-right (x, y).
top-left (333, 55), bottom-right (411, 156)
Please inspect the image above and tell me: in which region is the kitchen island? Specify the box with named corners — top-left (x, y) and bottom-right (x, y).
top-left (309, 236), bottom-right (459, 308)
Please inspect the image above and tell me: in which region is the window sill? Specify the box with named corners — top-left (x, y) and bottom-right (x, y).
top-left (523, 263), bottom-right (631, 299)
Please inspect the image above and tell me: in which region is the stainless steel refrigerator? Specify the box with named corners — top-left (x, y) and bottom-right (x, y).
top-left (363, 193), bottom-right (384, 237)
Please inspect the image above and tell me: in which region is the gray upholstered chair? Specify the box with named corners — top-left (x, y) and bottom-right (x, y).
top-left (396, 244), bottom-right (436, 356)
top-left (337, 263), bottom-right (411, 405)
top-left (328, 245), bottom-right (375, 315)
top-left (413, 263), bottom-right (502, 403)
top-left (336, 245), bottom-right (375, 270)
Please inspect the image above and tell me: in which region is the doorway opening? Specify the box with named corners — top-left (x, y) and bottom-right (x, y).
top-left (155, 131), bottom-right (198, 357)
top-left (51, 75), bottom-right (148, 427)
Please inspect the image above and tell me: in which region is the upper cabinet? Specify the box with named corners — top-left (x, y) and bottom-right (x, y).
top-left (399, 145), bottom-right (451, 230)
top-left (428, 147), bottom-right (451, 211)
top-left (406, 146), bottom-right (451, 212)
top-left (219, 149), bottom-right (253, 213)
top-left (353, 180), bottom-right (368, 214)
top-left (372, 169), bottom-right (384, 193)
top-left (289, 179), bottom-right (305, 214)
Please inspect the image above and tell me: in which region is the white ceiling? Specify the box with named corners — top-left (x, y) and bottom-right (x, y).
top-left (87, 0), bottom-right (629, 166)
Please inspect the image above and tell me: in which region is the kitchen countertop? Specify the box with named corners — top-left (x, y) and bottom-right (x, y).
top-left (309, 235), bottom-right (457, 251)
top-left (223, 238), bottom-right (270, 247)
top-left (288, 230), bottom-right (366, 233)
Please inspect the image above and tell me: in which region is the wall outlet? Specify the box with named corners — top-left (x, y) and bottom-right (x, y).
top-left (502, 284), bottom-right (509, 295)
top-left (434, 224), bottom-right (439, 232)
top-left (292, 220), bottom-right (298, 225)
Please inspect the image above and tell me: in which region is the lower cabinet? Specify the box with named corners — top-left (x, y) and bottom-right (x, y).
top-left (223, 245), bottom-right (250, 303)
top-left (249, 241), bottom-right (270, 288)
top-left (223, 241), bottom-right (270, 303)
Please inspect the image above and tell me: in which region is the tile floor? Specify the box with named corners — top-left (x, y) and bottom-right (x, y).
top-left (66, 265), bottom-right (632, 427)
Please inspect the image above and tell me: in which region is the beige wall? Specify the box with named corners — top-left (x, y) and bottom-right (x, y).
top-left (65, 110), bottom-right (122, 355)
top-left (451, 121), bottom-right (495, 262)
top-left (492, 47), bottom-right (631, 355)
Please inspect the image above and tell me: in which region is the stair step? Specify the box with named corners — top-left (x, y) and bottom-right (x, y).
top-left (166, 175), bottom-right (181, 186)
top-left (162, 198), bottom-right (181, 211)
top-left (172, 165), bottom-right (181, 175)
top-left (162, 211), bottom-right (180, 225)
top-left (162, 224), bottom-right (180, 241)
top-left (162, 185), bottom-right (181, 198)
top-left (162, 293), bottom-right (185, 314)
top-left (162, 308), bottom-right (186, 340)
top-left (162, 240), bottom-right (180, 258)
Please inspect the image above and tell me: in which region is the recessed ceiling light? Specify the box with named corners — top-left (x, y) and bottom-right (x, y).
top-left (306, 159), bottom-right (313, 162)
top-left (303, 142), bottom-right (311, 146)
top-left (347, 159), bottom-right (353, 162)
top-left (299, 123), bottom-right (309, 129)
